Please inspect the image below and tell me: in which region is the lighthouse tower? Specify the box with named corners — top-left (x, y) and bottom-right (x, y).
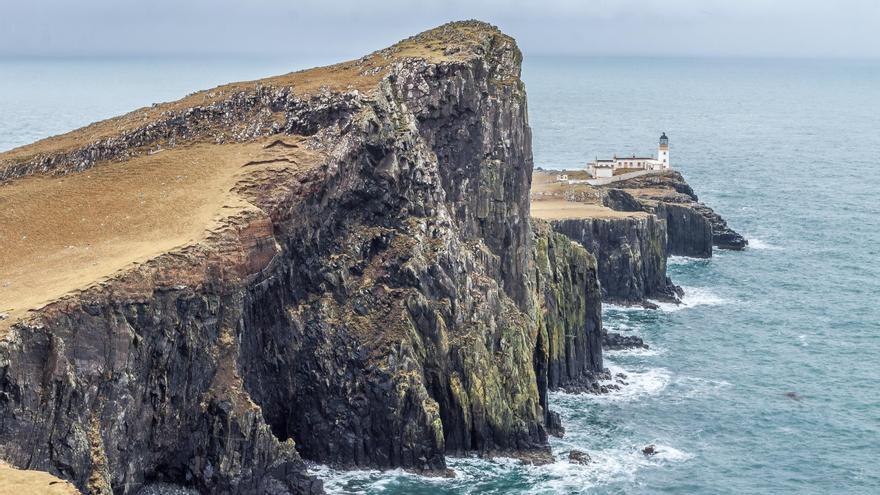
top-left (658, 132), bottom-right (670, 169)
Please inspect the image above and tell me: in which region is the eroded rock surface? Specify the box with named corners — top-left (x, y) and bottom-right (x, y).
top-left (0, 21), bottom-right (602, 494)
top-left (609, 171), bottom-right (747, 251)
top-left (550, 215), bottom-right (683, 305)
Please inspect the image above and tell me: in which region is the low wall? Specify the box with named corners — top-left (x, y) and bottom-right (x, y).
top-left (585, 169), bottom-right (661, 186)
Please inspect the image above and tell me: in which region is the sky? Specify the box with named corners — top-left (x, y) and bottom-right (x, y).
top-left (1, 0), bottom-right (879, 59)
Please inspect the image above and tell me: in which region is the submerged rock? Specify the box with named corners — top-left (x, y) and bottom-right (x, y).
top-left (642, 444), bottom-right (658, 456)
top-left (784, 392), bottom-right (803, 401)
top-left (568, 450), bottom-right (592, 465)
top-left (603, 332), bottom-right (649, 350)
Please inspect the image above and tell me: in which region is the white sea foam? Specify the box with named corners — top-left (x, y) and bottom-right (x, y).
top-left (650, 286), bottom-right (729, 312)
top-left (309, 463), bottom-right (452, 494)
top-left (672, 375), bottom-right (733, 399)
top-left (605, 345), bottom-right (664, 357)
top-left (747, 238), bottom-right (782, 250)
top-left (552, 365), bottom-right (671, 404)
top-left (668, 255), bottom-right (710, 266)
top-left (603, 302), bottom-right (650, 313)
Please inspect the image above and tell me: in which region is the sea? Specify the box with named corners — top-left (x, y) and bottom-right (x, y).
top-left (1, 55), bottom-right (878, 494)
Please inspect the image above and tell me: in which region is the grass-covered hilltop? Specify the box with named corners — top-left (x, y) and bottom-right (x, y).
top-left (0, 20), bottom-right (742, 494)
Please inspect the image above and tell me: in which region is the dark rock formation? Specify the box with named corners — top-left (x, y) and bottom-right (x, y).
top-left (568, 450), bottom-right (591, 465)
top-left (0, 22), bottom-right (607, 494)
top-left (647, 201), bottom-right (714, 258)
top-left (532, 220), bottom-right (604, 415)
top-left (691, 202), bottom-right (748, 250)
top-left (610, 171), bottom-right (747, 251)
top-left (603, 332), bottom-right (648, 351)
top-left (550, 215), bottom-right (682, 306)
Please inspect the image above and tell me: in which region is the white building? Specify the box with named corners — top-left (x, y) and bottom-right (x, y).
top-left (587, 133), bottom-right (671, 178)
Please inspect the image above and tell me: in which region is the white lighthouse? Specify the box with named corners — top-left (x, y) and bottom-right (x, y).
top-left (658, 132), bottom-right (670, 169)
top-left (586, 133), bottom-right (674, 179)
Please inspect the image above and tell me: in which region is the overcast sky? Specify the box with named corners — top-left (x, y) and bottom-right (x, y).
top-left (2, 0), bottom-right (879, 59)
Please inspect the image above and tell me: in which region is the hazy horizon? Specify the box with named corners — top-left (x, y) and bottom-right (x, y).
top-left (2, 0), bottom-right (879, 60)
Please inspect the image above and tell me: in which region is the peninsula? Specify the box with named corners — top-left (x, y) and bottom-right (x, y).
top-left (0, 21), bottom-right (744, 494)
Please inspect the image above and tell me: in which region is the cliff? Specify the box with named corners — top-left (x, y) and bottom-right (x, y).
top-left (530, 190), bottom-right (681, 306)
top-left (532, 220), bottom-right (603, 400)
top-left (0, 21), bottom-right (603, 494)
top-left (609, 171), bottom-right (747, 251)
top-left (547, 214), bottom-right (682, 305)
top-left (530, 170), bottom-right (745, 306)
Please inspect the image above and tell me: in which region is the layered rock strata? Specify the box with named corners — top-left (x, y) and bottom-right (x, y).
top-left (548, 215), bottom-right (682, 305)
top-left (608, 171), bottom-right (747, 251)
top-left (532, 220), bottom-right (604, 401)
top-left (0, 21), bottom-right (603, 495)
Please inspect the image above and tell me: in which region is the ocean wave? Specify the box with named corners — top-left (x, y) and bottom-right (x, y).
top-left (668, 255), bottom-right (711, 266)
top-left (650, 286), bottom-right (729, 312)
top-left (671, 375), bottom-right (732, 399)
top-left (602, 302), bottom-right (647, 312)
top-left (308, 464), bottom-right (451, 494)
top-left (553, 365), bottom-right (671, 404)
top-left (534, 443), bottom-right (693, 494)
top-left (311, 419), bottom-right (693, 494)
top-left (747, 238), bottom-right (782, 250)
top-left (604, 345), bottom-right (664, 357)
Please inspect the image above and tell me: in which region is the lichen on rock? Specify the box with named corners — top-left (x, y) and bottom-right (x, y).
top-left (0, 21), bottom-right (603, 494)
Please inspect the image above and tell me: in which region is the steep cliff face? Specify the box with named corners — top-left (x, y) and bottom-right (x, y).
top-left (0, 22), bottom-right (592, 494)
top-left (532, 220), bottom-right (603, 402)
top-left (549, 214), bottom-right (681, 305)
top-left (610, 171), bottom-right (747, 251)
top-left (641, 201), bottom-right (713, 258)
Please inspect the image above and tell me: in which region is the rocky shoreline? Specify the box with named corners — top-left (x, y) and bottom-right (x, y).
top-left (0, 22), bottom-right (745, 494)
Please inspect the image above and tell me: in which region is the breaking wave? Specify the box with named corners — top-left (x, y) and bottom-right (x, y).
top-left (310, 442), bottom-right (694, 495)
top-left (651, 286), bottom-right (729, 312)
top-left (747, 238), bottom-right (782, 250)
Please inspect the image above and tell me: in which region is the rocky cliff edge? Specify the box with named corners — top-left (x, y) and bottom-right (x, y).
top-left (0, 21), bottom-right (607, 495)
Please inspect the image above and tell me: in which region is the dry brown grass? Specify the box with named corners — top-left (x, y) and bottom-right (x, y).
top-left (622, 187), bottom-right (687, 200)
top-left (530, 200), bottom-right (646, 220)
top-left (0, 461), bottom-right (80, 495)
top-left (0, 22), bottom-right (505, 170)
top-left (0, 137), bottom-right (320, 332)
top-left (0, 21), bottom-right (506, 333)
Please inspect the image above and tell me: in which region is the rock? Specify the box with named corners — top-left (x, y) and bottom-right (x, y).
top-left (608, 171), bottom-right (746, 251)
top-left (603, 332), bottom-right (648, 350)
top-left (545, 410), bottom-right (566, 438)
top-left (0, 312), bottom-right (7, 320)
top-left (642, 444), bottom-right (657, 456)
top-left (0, 21), bottom-right (600, 495)
top-left (551, 215), bottom-right (681, 305)
top-left (136, 482), bottom-right (200, 495)
top-left (532, 220), bottom-right (604, 399)
top-left (568, 450), bottom-right (592, 465)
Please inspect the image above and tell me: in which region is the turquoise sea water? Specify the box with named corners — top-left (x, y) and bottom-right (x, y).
top-left (2, 55), bottom-right (878, 494)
